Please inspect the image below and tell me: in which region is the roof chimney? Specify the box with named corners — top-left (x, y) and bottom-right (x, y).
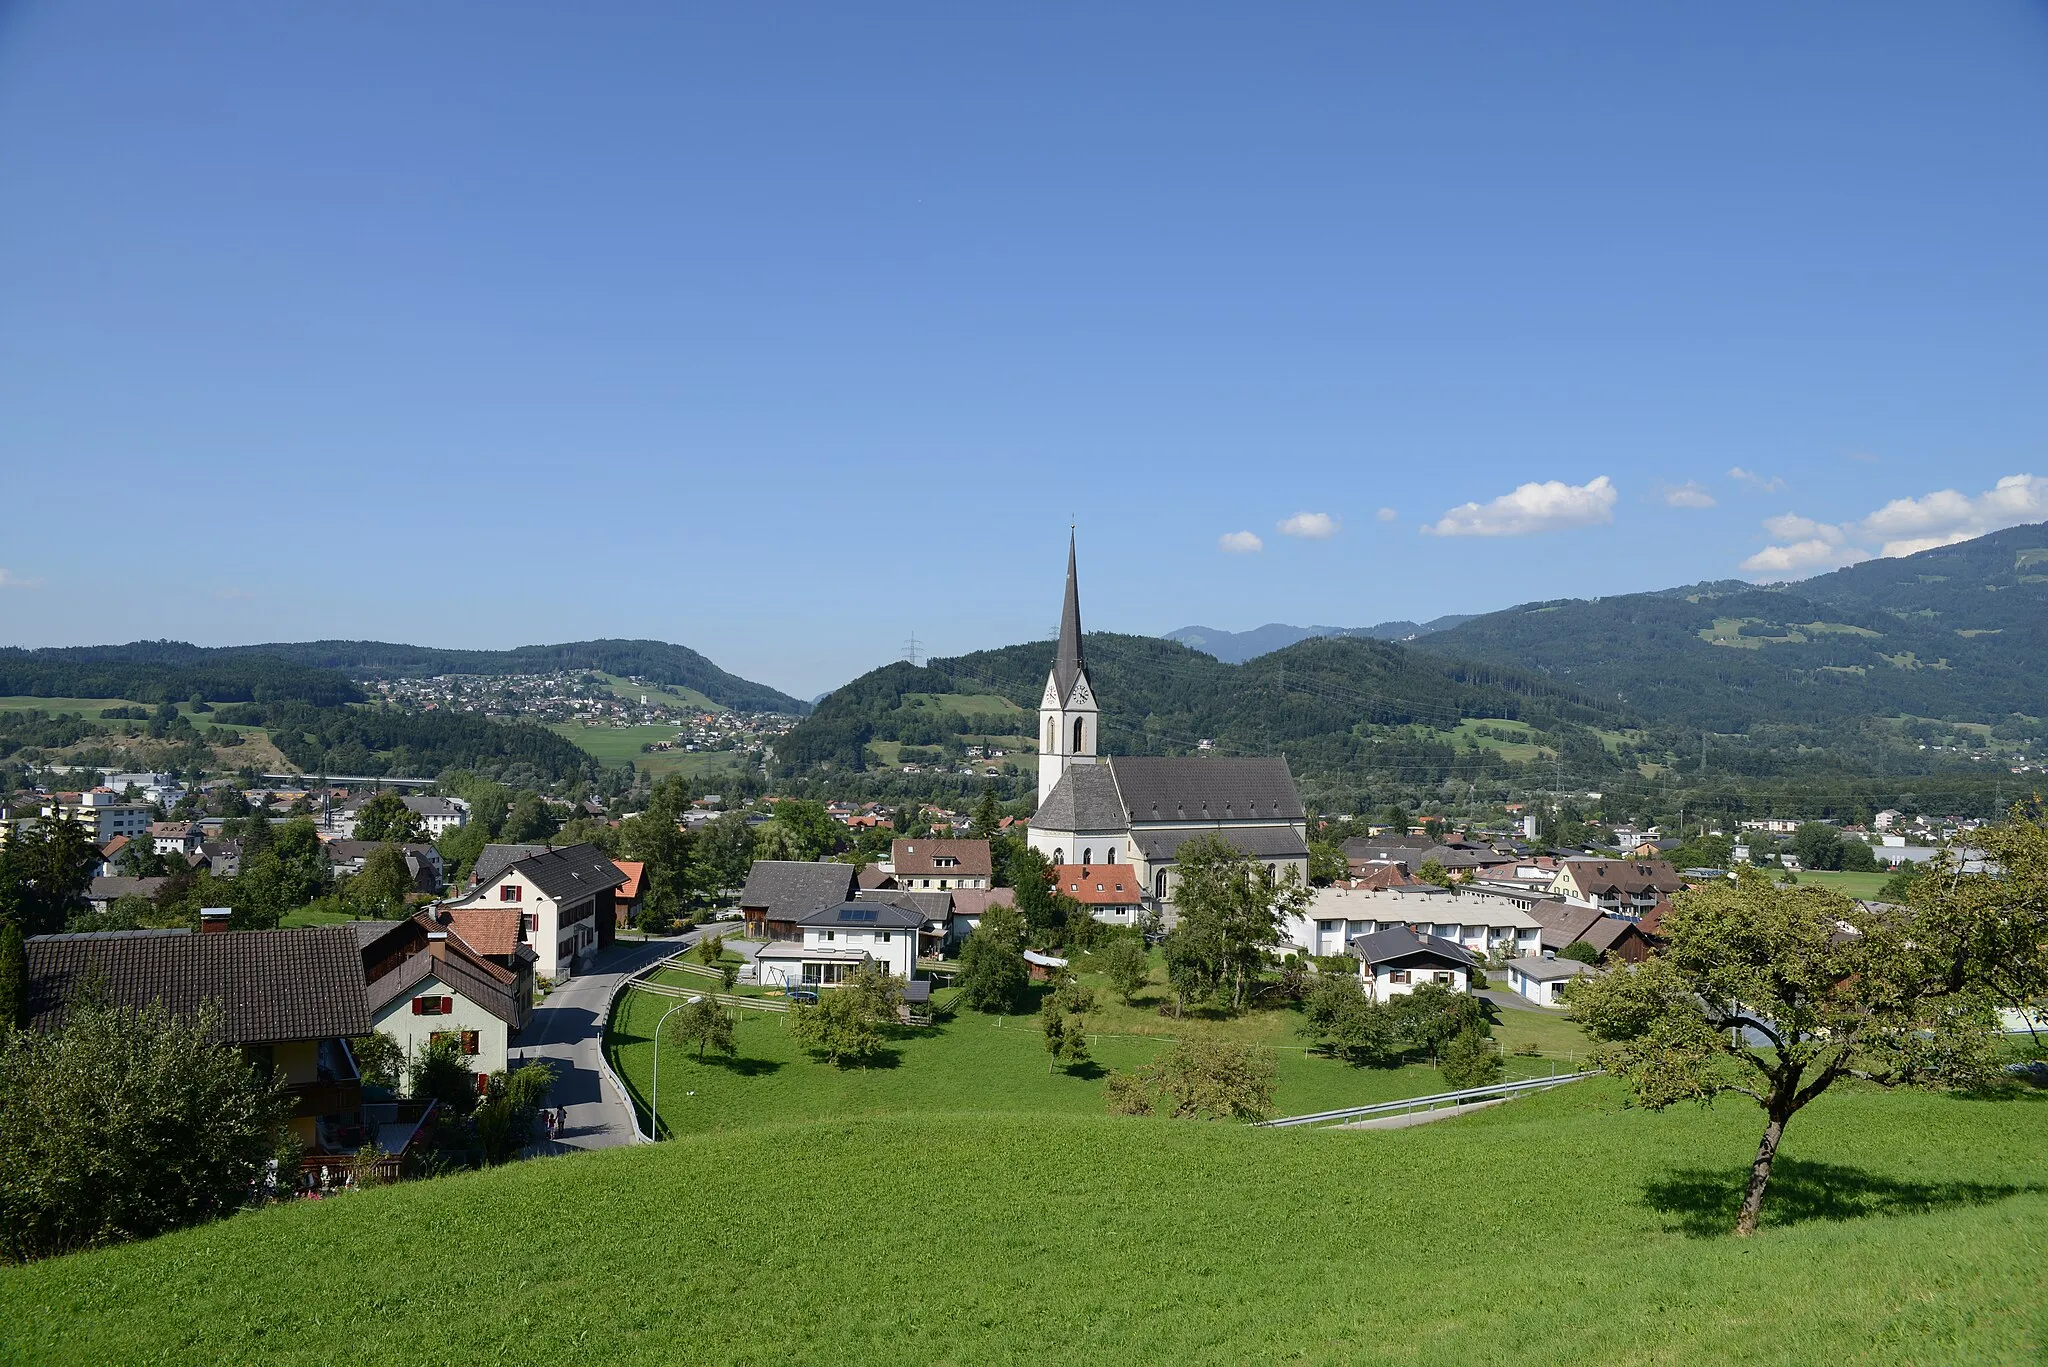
top-left (199, 907), bottom-right (232, 934)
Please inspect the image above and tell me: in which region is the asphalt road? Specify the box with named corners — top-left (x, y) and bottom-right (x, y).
top-left (513, 931), bottom-right (706, 1153)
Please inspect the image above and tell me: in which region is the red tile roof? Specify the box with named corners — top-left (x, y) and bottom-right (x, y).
top-left (612, 860), bottom-right (646, 901)
top-left (1051, 863), bottom-right (1141, 906)
top-left (443, 906), bottom-right (525, 958)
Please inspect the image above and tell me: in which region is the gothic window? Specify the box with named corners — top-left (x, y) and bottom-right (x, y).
top-left (1072, 716), bottom-right (1085, 752)
top-left (1045, 718), bottom-right (1055, 753)
top-left (1106, 846), bottom-right (1116, 863)
top-left (1054, 849), bottom-right (1065, 866)
top-left (1081, 847), bottom-right (1092, 865)
top-left (1154, 869), bottom-right (1168, 899)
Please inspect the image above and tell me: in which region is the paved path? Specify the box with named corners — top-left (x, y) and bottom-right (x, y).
top-left (514, 933), bottom-right (704, 1153)
top-left (1335, 1098), bottom-right (1509, 1131)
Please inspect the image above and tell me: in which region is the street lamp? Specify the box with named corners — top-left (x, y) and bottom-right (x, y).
top-left (648, 996), bottom-right (697, 1141)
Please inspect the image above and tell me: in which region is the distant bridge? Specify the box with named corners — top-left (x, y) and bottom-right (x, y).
top-left (258, 772), bottom-right (436, 788)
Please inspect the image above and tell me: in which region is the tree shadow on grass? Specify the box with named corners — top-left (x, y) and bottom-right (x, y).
top-left (701, 1055), bottom-right (784, 1078)
top-left (1642, 1159), bottom-right (2043, 1239)
top-left (1061, 1060), bottom-right (1108, 1081)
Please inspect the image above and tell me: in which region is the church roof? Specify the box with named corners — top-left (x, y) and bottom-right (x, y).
top-left (1053, 532), bottom-right (1086, 702)
top-left (1032, 763), bottom-right (1126, 832)
top-left (1109, 756), bottom-right (1306, 824)
top-left (1132, 825), bottom-right (1310, 863)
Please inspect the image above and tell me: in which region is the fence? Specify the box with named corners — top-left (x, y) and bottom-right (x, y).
top-left (1252, 1072), bottom-right (1596, 1129)
top-left (596, 948), bottom-right (696, 1143)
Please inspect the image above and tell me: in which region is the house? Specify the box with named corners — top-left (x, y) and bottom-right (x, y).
top-left (890, 838), bottom-right (993, 890)
top-left (437, 843), bottom-right (625, 980)
top-left (151, 820), bottom-right (206, 857)
top-left (43, 790), bottom-right (153, 844)
top-left (1024, 538), bottom-right (1311, 906)
top-left (1529, 903), bottom-right (1655, 963)
top-left (611, 860), bottom-right (645, 926)
top-left (1548, 859), bottom-right (1681, 919)
top-left (737, 860), bottom-right (859, 940)
top-left (1631, 837), bottom-right (1684, 859)
top-left (856, 862), bottom-right (895, 891)
top-left (401, 795), bottom-right (469, 838)
top-left (197, 839), bottom-right (243, 878)
top-left (22, 926), bottom-right (377, 1157)
top-left (323, 840), bottom-right (445, 894)
top-left (1024, 949), bottom-right (1070, 982)
top-left (1873, 809), bottom-right (1902, 832)
top-left (1503, 954), bottom-right (1599, 1006)
top-left (755, 899), bottom-right (920, 989)
top-left (853, 888), bottom-right (955, 960)
top-left (358, 914), bottom-right (534, 1082)
top-left (943, 886), bottom-right (1016, 953)
top-left (1345, 927), bottom-right (1474, 1000)
top-left (1283, 884), bottom-right (1543, 961)
top-left (85, 875), bottom-right (169, 912)
top-left (1052, 863), bottom-right (1145, 926)
top-left (1339, 838), bottom-right (1519, 878)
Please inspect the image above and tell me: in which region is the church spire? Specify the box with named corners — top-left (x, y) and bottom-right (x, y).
top-left (1054, 531), bottom-right (1085, 701)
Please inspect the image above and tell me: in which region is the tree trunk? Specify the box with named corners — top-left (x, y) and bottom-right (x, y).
top-left (1735, 1110), bottom-right (1789, 1236)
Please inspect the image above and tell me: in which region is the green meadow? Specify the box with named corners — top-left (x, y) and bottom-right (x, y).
top-left (2, 1083), bottom-right (2041, 1365)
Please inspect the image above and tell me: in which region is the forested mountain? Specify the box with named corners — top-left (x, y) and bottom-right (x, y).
top-left (1410, 522), bottom-right (2048, 731)
top-left (0, 644), bottom-right (363, 708)
top-left (215, 639), bottom-right (807, 714)
top-left (1165, 615), bottom-right (1476, 664)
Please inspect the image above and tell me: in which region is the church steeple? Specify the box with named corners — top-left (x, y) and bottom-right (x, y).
top-left (1038, 532), bottom-right (1100, 805)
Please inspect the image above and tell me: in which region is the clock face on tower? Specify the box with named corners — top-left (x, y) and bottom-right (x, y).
top-left (1072, 680), bottom-right (1091, 705)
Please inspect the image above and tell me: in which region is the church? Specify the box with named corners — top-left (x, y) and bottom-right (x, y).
top-left (1026, 537), bottom-right (1311, 908)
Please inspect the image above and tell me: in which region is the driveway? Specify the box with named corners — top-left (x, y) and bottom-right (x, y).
top-left (513, 932), bottom-right (703, 1153)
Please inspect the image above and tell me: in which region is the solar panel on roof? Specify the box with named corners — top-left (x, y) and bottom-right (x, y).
top-left (839, 907), bottom-right (878, 922)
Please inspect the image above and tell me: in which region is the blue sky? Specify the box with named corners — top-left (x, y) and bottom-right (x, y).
top-left (2, 3), bottom-right (2045, 698)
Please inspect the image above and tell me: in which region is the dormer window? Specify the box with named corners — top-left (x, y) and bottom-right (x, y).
top-left (500, 885), bottom-right (522, 902)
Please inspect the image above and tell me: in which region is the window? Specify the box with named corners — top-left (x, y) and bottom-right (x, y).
top-left (522, 912), bottom-right (537, 935)
top-left (412, 996), bottom-right (453, 1016)
top-left (1072, 716), bottom-right (1085, 752)
top-left (881, 932), bottom-right (891, 942)
top-left (432, 1029), bottom-right (481, 1056)
top-left (1045, 718), bottom-right (1055, 753)
top-left (934, 856), bottom-right (959, 868)
top-left (499, 884), bottom-right (522, 902)
top-left (1054, 849), bottom-right (1065, 865)
top-left (1155, 869), bottom-right (1167, 898)
top-left (1433, 971), bottom-right (1453, 985)
top-left (1106, 846), bottom-right (1116, 863)
top-left (1388, 970), bottom-right (1411, 985)
top-left (1081, 848), bottom-right (1092, 865)
top-left (825, 930), bottom-right (835, 940)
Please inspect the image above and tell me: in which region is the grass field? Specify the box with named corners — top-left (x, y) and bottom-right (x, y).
top-left (546, 722), bottom-right (747, 780)
top-left (1790, 870), bottom-right (1895, 899)
top-left (277, 906), bottom-right (377, 929)
top-left (0, 695), bottom-right (215, 719)
top-left (2, 1082), bottom-right (2042, 1364)
top-left (593, 673), bottom-right (725, 714)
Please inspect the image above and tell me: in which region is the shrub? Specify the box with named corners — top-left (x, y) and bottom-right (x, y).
top-left (1109, 1036), bottom-right (1276, 1121)
top-left (1438, 1028), bottom-right (1504, 1090)
top-left (1558, 941), bottom-right (1600, 965)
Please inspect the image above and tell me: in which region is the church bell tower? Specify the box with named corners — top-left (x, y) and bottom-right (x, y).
top-left (1038, 533), bottom-right (1100, 806)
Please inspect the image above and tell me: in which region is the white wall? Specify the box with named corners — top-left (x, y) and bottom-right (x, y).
top-left (1362, 964), bottom-right (1467, 1000)
top-left (371, 974), bottom-right (510, 1078)
top-left (802, 925), bottom-right (915, 979)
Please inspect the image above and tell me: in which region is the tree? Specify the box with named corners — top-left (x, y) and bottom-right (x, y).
top-left (622, 778), bottom-right (699, 924)
top-left (0, 818), bottom-right (100, 937)
top-left (692, 812), bottom-right (757, 895)
top-left (349, 1031), bottom-right (404, 1090)
top-left (0, 922), bottom-right (24, 1028)
top-left (1308, 841), bottom-right (1349, 886)
top-left (347, 844), bottom-right (415, 918)
top-left (667, 995), bottom-right (736, 1060)
top-left (352, 793), bottom-right (424, 845)
top-left (1100, 936), bottom-right (1150, 1006)
top-left (1390, 981), bottom-right (1487, 1063)
top-left (1416, 858), bottom-right (1453, 888)
top-left (1557, 940), bottom-right (1600, 964)
top-left (769, 799), bottom-right (842, 862)
top-left (1383, 805), bottom-right (1410, 836)
top-left (409, 1033), bottom-right (478, 1114)
top-left (1105, 1035), bottom-right (1276, 1120)
top-left (1566, 861), bottom-right (2040, 1236)
top-left (1301, 972), bottom-right (1396, 1066)
top-left (956, 903), bottom-right (1029, 1013)
top-left (0, 997), bottom-right (291, 1261)
top-left (1791, 822), bottom-right (1844, 873)
top-left (970, 789), bottom-right (1004, 843)
top-left (473, 1060), bottom-right (557, 1165)
top-left (696, 932), bottom-right (725, 966)
top-left (501, 791), bottom-right (560, 844)
top-left (844, 958), bottom-right (905, 1025)
top-left (1163, 836), bottom-right (1311, 1013)
top-left (789, 988), bottom-right (885, 1068)
top-left (1438, 1027), bottom-right (1503, 1089)
top-left (1838, 839), bottom-right (1878, 872)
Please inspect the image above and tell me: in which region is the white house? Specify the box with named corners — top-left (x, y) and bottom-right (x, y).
top-left (364, 927), bottom-right (534, 1081)
top-left (45, 791), bottom-right (152, 843)
top-left (437, 842), bottom-right (625, 981)
top-left (1346, 927), bottom-right (1474, 1000)
top-left (754, 900), bottom-right (921, 989)
top-left (1285, 884), bottom-right (1544, 961)
top-left (1503, 954), bottom-right (1599, 1007)
top-left (402, 795), bottom-right (470, 838)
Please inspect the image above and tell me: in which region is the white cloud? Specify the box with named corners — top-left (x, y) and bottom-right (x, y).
top-left (1423, 476), bottom-right (1617, 538)
top-left (0, 568), bottom-right (43, 589)
top-left (1660, 481), bottom-right (1717, 509)
top-left (1375, 507), bottom-right (1398, 523)
top-left (1739, 472), bottom-right (2043, 577)
top-left (1277, 511), bottom-right (1338, 540)
top-left (1218, 530), bottom-right (1264, 554)
top-left (1729, 466), bottom-right (1787, 493)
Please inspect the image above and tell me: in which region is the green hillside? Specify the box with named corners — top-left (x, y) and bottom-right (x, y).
top-left (1414, 522), bottom-right (2048, 732)
top-left (3, 1085), bottom-right (2041, 1364)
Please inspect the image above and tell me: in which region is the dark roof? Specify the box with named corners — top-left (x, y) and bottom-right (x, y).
top-left (24, 927), bottom-right (373, 1044)
top-left (798, 900), bottom-right (924, 930)
top-left (324, 840), bottom-right (440, 863)
top-left (738, 860), bottom-right (859, 918)
top-left (470, 843), bottom-right (554, 887)
top-left (366, 941), bottom-right (527, 1029)
top-left (1557, 859), bottom-right (1682, 896)
top-left (1053, 532), bottom-right (1087, 703)
top-left (505, 843), bottom-right (630, 903)
top-left (892, 838), bottom-right (993, 879)
top-left (856, 889), bottom-right (954, 920)
top-left (1032, 764), bottom-right (1126, 832)
top-left (1345, 926), bottom-right (1476, 971)
top-left (400, 796), bottom-right (465, 817)
top-left (1109, 756), bottom-right (1306, 824)
top-left (1530, 904), bottom-right (1647, 955)
top-left (1133, 824), bottom-right (1310, 862)
top-left (87, 876), bottom-right (168, 902)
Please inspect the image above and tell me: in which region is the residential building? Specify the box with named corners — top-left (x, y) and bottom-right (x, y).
top-left (890, 838), bottom-right (992, 890)
top-left (1503, 954), bottom-right (1600, 1006)
top-left (44, 790), bottom-right (152, 844)
top-left (1051, 863), bottom-right (1145, 926)
top-left (22, 926), bottom-right (377, 1156)
top-left (102, 772), bottom-right (186, 808)
top-left (401, 795), bottom-right (469, 838)
top-left (359, 915), bottom-right (534, 1081)
top-left (1529, 903), bottom-right (1655, 963)
top-left (1283, 884), bottom-right (1544, 961)
top-left (737, 860), bottom-right (859, 940)
top-left (438, 843), bottom-right (625, 980)
top-left (943, 886), bottom-right (1016, 952)
top-left (1346, 927), bottom-right (1474, 1000)
top-left (323, 840), bottom-right (445, 893)
top-left (1548, 859), bottom-right (1681, 919)
top-left (151, 820), bottom-right (206, 857)
top-left (611, 860), bottom-right (645, 926)
top-left (1025, 538), bottom-right (1310, 907)
top-left (85, 875), bottom-right (169, 912)
top-left (755, 899), bottom-right (920, 988)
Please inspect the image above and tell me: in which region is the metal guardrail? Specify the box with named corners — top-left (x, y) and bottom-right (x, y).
top-left (629, 978), bottom-right (793, 1013)
top-left (595, 947), bottom-right (695, 1143)
top-left (1253, 1071), bottom-right (1596, 1129)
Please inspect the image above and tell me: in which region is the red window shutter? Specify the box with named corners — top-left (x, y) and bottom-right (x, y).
top-left (411, 997), bottom-right (423, 1015)
top-left (475, 1071), bottom-right (488, 1095)
top-left (441, 997), bottom-right (453, 1015)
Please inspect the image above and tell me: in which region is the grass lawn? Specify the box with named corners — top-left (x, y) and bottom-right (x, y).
top-left (1789, 870), bottom-right (1894, 899)
top-left (546, 722), bottom-right (747, 780)
top-left (593, 672), bottom-right (725, 714)
top-left (3, 1082), bottom-right (2043, 1364)
top-left (277, 906), bottom-right (378, 929)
